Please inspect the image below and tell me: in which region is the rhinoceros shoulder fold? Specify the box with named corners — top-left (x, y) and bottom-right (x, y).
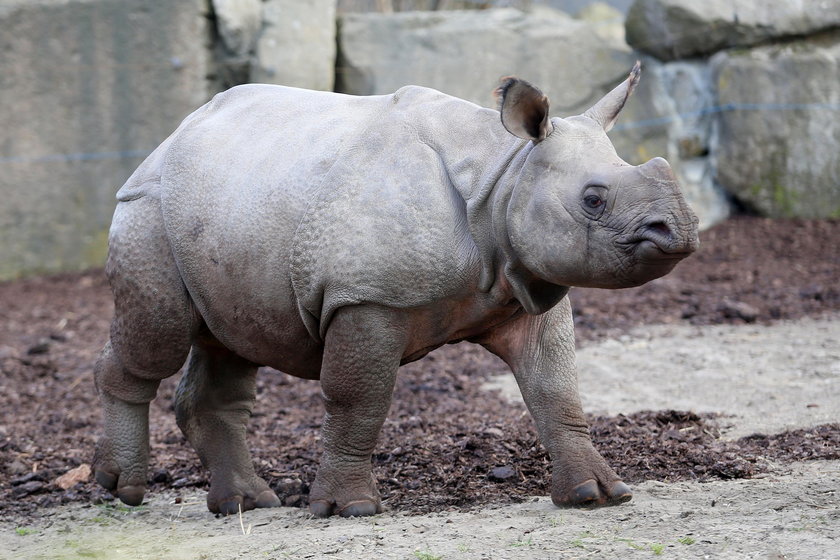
top-left (288, 115), bottom-right (481, 340)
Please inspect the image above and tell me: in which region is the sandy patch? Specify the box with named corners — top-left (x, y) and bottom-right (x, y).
top-left (485, 314), bottom-right (840, 438)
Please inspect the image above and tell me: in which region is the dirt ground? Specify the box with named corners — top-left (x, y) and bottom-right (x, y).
top-left (3, 459), bottom-right (838, 560)
top-left (1, 216), bottom-right (839, 559)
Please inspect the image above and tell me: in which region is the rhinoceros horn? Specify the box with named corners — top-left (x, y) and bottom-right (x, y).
top-left (583, 60), bottom-right (641, 132)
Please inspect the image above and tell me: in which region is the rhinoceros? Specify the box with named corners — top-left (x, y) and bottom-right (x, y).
top-left (93, 62), bottom-right (699, 518)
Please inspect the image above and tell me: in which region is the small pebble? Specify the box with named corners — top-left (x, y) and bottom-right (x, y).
top-left (488, 466), bottom-right (516, 482)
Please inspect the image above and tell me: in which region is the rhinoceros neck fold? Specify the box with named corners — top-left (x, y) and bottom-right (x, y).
top-left (401, 94), bottom-right (534, 300)
top-left (468, 138), bottom-right (532, 294)
top-left (483, 138), bottom-right (570, 316)
top-left (416, 114), bottom-right (567, 315)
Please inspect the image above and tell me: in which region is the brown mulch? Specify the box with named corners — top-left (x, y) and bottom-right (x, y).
top-left (0, 216), bottom-right (838, 520)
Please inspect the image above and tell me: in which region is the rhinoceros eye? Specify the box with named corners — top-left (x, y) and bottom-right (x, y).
top-left (584, 194), bottom-right (604, 209)
top-left (582, 185), bottom-right (608, 218)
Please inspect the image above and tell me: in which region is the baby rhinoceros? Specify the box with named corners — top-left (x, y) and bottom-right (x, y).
top-left (93, 62), bottom-right (699, 517)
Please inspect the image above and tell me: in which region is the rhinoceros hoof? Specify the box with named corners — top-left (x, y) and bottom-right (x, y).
top-left (93, 468), bottom-right (147, 506)
top-left (115, 484), bottom-right (147, 507)
top-left (339, 499), bottom-right (381, 518)
top-left (93, 469), bottom-right (118, 492)
top-left (553, 478), bottom-right (633, 508)
top-left (309, 498), bottom-right (381, 518)
top-left (309, 467), bottom-right (383, 517)
top-left (209, 489), bottom-right (282, 515)
top-left (93, 443), bottom-right (148, 507)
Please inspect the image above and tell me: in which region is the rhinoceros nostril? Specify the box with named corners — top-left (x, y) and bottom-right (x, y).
top-left (646, 221), bottom-right (671, 238)
top-left (632, 219), bottom-right (688, 257)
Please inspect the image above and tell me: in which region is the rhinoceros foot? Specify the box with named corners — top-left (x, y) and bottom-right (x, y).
top-left (94, 439), bottom-right (146, 506)
top-left (92, 387), bottom-right (155, 508)
top-left (310, 499), bottom-right (380, 518)
top-left (562, 479), bottom-right (633, 507)
top-left (207, 485), bottom-right (281, 516)
top-left (550, 440), bottom-right (633, 508)
top-left (308, 468), bottom-right (383, 518)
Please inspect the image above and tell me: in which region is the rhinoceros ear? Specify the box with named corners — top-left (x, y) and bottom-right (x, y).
top-left (583, 61), bottom-right (641, 132)
top-left (495, 77), bottom-right (552, 142)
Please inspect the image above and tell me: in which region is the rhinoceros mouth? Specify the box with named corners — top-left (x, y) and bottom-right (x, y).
top-left (634, 239), bottom-right (693, 262)
top-left (620, 218), bottom-right (698, 262)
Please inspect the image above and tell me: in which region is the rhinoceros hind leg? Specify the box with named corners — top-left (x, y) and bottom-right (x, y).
top-left (308, 305), bottom-right (406, 518)
top-left (93, 343), bottom-right (162, 507)
top-left (174, 341), bottom-right (281, 515)
top-left (94, 196), bottom-right (197, 507)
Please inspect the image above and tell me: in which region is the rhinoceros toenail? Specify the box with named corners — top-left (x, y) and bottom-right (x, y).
top-left (94, 470), bottom-right (118, 491)
top-left (571, 480), bottom-right (600, 504)
top-left (116, 485), bottom-right (145, 507)
top-left (309, 500), bottom-right (334, 518)
top-left (338, 500), bottom-right (378, 518)
top-left (218, 499), bottom-right (242, 515)
top-left (256, 490), bottom-right (282, 508)
top-left (609, 481), bottom-right (633, 503)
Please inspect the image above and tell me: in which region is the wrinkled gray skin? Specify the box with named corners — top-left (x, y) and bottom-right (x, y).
top-left (93, 63), bottom-right (699, 518)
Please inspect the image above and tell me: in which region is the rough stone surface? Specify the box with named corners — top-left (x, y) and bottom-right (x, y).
top-left (211, 0), bottom-right (262, 87)
top-left (337, 8), bottom-right (635, 113)
top-left (615, 59), bottom-right (730, 229)
top-left (211, 0), bottom-right (261, 57)
top-left (252, 0), bottom-right (337, 90)
top-left (556, 0), bottom-right (634, 15)
top-left (712, 33), bottom-right (840, 218)
top-left (626, 0), bottom-right (840, 61)
top-left (336, 0), bottom-right (635, 15)
top-left (0, 0), bottom-right (214, 280)
top-left (575, 1), bottom-right (626, 44)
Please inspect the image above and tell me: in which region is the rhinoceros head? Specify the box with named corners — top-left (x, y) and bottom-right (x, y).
top-left (497, 62), bottom-right (700, 289)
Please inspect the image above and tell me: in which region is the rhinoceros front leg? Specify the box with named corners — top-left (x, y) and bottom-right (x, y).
top-left (174, 342), bottom-right (281, 515)
top-left (309, 305), bottom-right (407, 518)
top-left (480, 297), bottom-right (632, 507)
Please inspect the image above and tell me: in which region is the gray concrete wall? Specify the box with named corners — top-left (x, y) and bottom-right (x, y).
top-left (0, 0), bottom-right (341, 280)
top-left (0, 0), bottom-right (214, 280)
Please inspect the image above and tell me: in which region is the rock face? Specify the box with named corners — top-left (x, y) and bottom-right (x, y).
top-left (337, 8), bottom-right (729, 228)
top-left (212, 0), bottom-right (262, 57)
top-left (337, 8), bottom-right (635, 113)
top-left (211, 0), bottom-right (262, 86)
top-left (252, 0), bottom-right (337, 91)
top-left (0, 0), bottom-right (214, 280)
top-left (551, 0), bottom-right (634, 15)
top-left (626, 0), bottom-right (840, 61)
top-left (712, 34), bottom-right (840, 218)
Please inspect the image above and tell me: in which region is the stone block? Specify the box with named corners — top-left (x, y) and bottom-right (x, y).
top-left (338, 8), bottom-right (634, 115)
top-left (251, 0), bottom-right (337, 91)
top-left (212, 0), bottom-right (262, 57)
top-left (712, 34), bottom-right (840, 218)
top-left (626, 0), bottom-right (840, 61)
top-left (0, 0), bottom-right (214, 280)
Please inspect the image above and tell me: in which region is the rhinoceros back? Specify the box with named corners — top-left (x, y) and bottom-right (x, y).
top-left (149, 84), bottom-right (479, 355)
